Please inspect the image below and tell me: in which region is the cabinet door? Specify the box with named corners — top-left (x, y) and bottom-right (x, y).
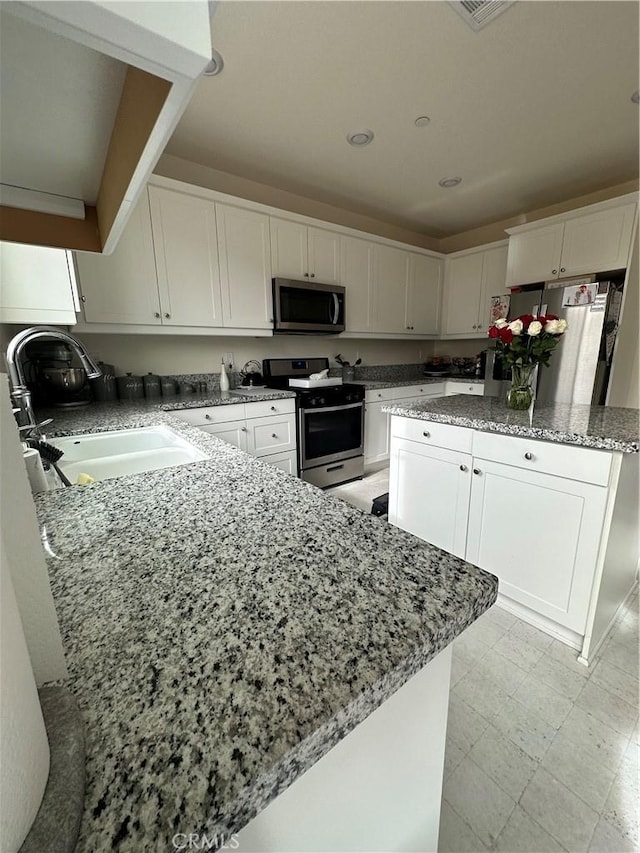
top-left (506, 224), bottom-right (564, 286)
top-left (341, 236), bottom-right (374, 332)
top-left (389, 438), bottom-right (472, 559)
top-left (149, 186), bottom-right (222, 327)
top-left (372, 245), bottom-right (409, 334)
top-left (364, 401), bottom-right (390, 464)
top-left (216, 204), bottom-right (272, 330)
top-left (406, 253), bottom-right (442, 334)
top-left (466, 459), bottom-right (608, 632)
top-left (246, 414), bottom-right (296, 457)
top-left (478, 245), bottom-right (508, 333)
top-left (0, 242), bottom-right (76, 324)
top-left (262, 449), bottom-right (298, 475)
top-left (442, 252), bottom-right (484, 335)
top-left (560, 204), bottom-right (637, 277)
top-left (199, 421), bottom-right (248, 451)
top-left (75, 192), bottom-right (161, 325)
top-left (270, 217), bottom-right (308, 279)
top-left (308, 227), bottom-right (340, 284)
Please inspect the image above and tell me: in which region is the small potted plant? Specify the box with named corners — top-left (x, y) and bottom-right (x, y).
top-left (488, 314), bottom-right (568, 410)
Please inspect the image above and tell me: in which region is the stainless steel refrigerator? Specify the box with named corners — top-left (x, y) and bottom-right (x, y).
top-left (484, 279), bottom-right (623, 405)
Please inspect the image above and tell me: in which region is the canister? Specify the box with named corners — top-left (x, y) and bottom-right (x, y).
top-left (160, 377), bottom-right (177, 396)
top-left (90, 362), bottom-right (118, 402)
top-left (143, 372), bottom-right (161, 398)
top-left (116, 373), bottom-right (144, 400)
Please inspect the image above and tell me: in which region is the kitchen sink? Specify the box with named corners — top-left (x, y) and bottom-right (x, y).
top-left (51, 425), bottom-right (207, 484)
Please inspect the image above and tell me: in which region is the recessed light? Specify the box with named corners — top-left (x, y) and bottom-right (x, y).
top-left (204, 49), bottom-right (224, 76)
top-left (632, 90), bottom-right (640, 104)
top-left (414, 116), bottom-right (431, 127)
top-left (438, 176), bottom-right (462, 188)
top-left (347, 130), bottom-right (374, 146)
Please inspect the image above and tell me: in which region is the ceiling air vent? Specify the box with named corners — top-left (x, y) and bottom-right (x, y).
top-left (448, 0), bottom-right (514, 31)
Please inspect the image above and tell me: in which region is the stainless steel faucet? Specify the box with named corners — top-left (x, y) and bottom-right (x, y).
top-left (5, 326), bottom-right (101, 438)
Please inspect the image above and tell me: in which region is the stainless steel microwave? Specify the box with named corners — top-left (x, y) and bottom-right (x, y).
top-left (272, 278), bottom-right (345, 334)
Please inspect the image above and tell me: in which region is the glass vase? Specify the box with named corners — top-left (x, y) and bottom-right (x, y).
top-left (507, 364), bottom-right (536, 411)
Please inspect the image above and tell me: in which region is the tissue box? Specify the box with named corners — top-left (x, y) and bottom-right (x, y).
top-left (288, 378), bottom-right (343, 389)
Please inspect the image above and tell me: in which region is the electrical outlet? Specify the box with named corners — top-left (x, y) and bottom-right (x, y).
top-left (223, 351), bottom-right (234, 370)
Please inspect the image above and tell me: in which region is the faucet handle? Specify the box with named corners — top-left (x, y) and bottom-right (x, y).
top-left (18, 418), bottom-right (53, 436)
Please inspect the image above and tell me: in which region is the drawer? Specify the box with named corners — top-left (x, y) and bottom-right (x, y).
top-left (169, 403), bottom-right (246, 427)
top-left (247, 414), bottom-right (296, 456)
top-left (246, 398), bottom-right (296, 419)
top-left (390, 416), bottom-right (473, 454)
top-left (365, 387), bottom-right (396, 403)
top-left (393, 383), bottom-right (445, 400)
top-left (445, 381), bottom-right (484, 396)
top-left (472, 431), bottom-right (612, 486)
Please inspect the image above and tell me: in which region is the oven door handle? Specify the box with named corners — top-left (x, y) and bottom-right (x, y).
top-left (331, 293), bottom-right (339, 325)
top-left (300, 401), bottom-right (363, 415)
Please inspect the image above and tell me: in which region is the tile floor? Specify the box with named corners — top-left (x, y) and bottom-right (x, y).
top-left (330, 468), bottom-right (639, 853)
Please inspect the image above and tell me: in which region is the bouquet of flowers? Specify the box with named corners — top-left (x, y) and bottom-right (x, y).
top-left (487, 314), bottom-right (568, 409)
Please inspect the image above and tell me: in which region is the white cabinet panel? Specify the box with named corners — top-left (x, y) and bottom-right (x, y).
top-left (263, 449), bottom-right (297, 475)
top-left (372, 245), bottom-right (408, 334)
top-left (199, 420), bottom-right (248, 451)
top-left (246, 414), bottom-right (296, 456)
top-left (149, 186), bottom-right (222, 327)
top-left (76, 193), bottom-right (161, 325)
top-left (341, 236), bottom-right (374, 333)
top-left (169, 403), bottom-right (246, 427)
top-left (442, 252), bottom-right (483, 335)
top-left (406, 253), bottom-right (441, 334)
top-left (389, 438), bottom-right (472, 559)
top-left (560, 204), bottom-right (637, 277)
top-left (0, 242), bottom-right (76, 324)
top-left (466, 460), bottom-right (608, 632)
top-left (506, 223), bottom-right (564, 286)
top-left (364, 401), bottom-right (390, 463)
top-left (270, 217), bottom-right (308, 279)
top-left (479, 244), bottom-right (508, 331)
top-left (216, 203), bottom-right (272, 330)
top-left (308, 227), bottom-right (340, 284)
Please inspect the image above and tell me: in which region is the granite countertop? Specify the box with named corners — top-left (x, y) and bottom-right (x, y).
top-left (34, 403), bottom-right (498, 851)
top-left (357, 376), bottom-right (484, 391)
top-left (383, 395), bottom-right (639, 453)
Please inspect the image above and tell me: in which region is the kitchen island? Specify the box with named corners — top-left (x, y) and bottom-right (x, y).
top-left (32, 399), bottom-right (497, 852)
top-left (384, 395), bottom-right (639, 665)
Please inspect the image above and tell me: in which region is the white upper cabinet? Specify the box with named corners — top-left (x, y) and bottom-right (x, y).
top-left (270, 218), bottom-right (340, 284)
top-left (442, 243), bottom-right (508, 337)
top-left (75, 192), bottom-right (161, 325)
top-left (406, 253), bottom-right (442, 335)
top-left (0, 242), bottom-right (77, 324)
top-left (506, 199), bottom-right (637, 286)
top-left (216, 203), bottom-right (272, 330)
top-left (341, 236), bottom-right (374, 333)
top-left (149, 185), bottom-right (223, 327)
top-left (372, 244), bottom-right (409, 334)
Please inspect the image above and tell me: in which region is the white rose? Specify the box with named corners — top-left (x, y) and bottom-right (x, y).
top-left (508, 319), bottom-right (524, 335)
top-left (495, 318), bottom-right (508, 328)
top-left (556, 319), bottom-right (568, 333)
top-left (545, 318), bottom-right (567, 335)
top-left (527, 320), bottom-right (542, 336)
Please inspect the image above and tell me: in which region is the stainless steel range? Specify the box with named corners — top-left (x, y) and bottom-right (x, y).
top-left (262, 357), bottom-right (365, 488)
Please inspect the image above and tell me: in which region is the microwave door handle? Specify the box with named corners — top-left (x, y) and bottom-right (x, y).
top-left (331, 293), bottom-right (339, 325)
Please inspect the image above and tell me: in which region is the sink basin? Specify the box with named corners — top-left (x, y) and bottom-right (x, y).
top-left (51, 425), bottom-right (208, 484)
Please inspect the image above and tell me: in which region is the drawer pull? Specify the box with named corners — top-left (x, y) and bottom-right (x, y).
top-left (378, 393), bottom-right (382, 398)
top-left (327, 464), bottom-right (344, 472)
top-left (423, 431), bottom-right (431, 438)
top-left (473, 468), bottom-right (481, 475)
top-left (460, 464), bottom-right (468, 472)
top-left (524, 452), bottom-right (534, 461)
top-left (205, 414), bottom-right (212, 420)
top-left (270, 406), bottom-right (277, 411)
top-left (271, 433), bottom-right (278, 439)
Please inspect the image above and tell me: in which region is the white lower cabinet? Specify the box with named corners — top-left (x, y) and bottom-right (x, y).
top-left (171, 400), bottom-right (297, 474)
top-left (389, 416), bottom-right (637, 659)
top-left (364, 401), bottom-right (391, 465)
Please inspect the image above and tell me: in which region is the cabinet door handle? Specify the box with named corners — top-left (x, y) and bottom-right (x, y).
top-left (80, 295), bottom-right (86, 303)
top-left (524, 452), bottom-right (534, 460)
top-left (560, 267), bottom-right (566, 273)
top-left (552, 269), bottom-right (558, 275)
top-left (205, 414), bottom-right (212, 420)
top-left (271, 433), bottom-right (278, 439)
top-left (304, 272), bottom-right (309, 277)
top-left (154, 312), bottom-right (160, 318)
top-left (164, 313), bottom-right (171, 319)
top-left (460, 464), bottom-right (468, 472)
top-left (423, 431), bottom-right (431, 438)
top-left (310, 273), bottom-right (315, 278)
top-left (241, 426), bottom-right (248, 432)
top-left (473, 468), bottom-right (481, 475)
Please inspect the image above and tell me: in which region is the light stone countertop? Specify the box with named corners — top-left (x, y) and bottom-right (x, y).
top-left (383, 395), bottom-right (639, 453)
top-left (33, 401), bottom-right (498, 851)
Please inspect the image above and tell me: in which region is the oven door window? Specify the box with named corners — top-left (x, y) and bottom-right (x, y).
top-left (302, 406), bottom-right (363, 461)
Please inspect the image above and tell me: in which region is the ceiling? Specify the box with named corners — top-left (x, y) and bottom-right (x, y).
top-left (165, 1), bottom-right (639, 238)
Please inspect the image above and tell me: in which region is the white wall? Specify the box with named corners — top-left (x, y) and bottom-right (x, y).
top-left (76, 333), bottom-right (433, 376)
top-left (0, 375), bottom-right (67, 685)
